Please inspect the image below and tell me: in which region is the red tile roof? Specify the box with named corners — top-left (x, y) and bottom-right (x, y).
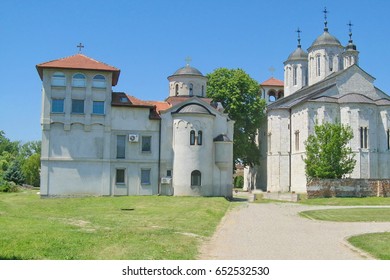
top-left (112, 92), bottom-right (153, 107)
top-left (165, 96), bottom-right (213, 107)
top-left (147, 101), bottom-right (171, 113)
top-left (260, 77), bottom-right (284, 87)
top-left (36, 54), bottom-right (121, 86)
top-left (112, 93), bottom-right (217, 119)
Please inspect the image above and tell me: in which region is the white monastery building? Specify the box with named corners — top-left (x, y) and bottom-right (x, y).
top-left (247, 14), bottom-right (390, 193)
top-left (36, 55), bottom-right (234, 197)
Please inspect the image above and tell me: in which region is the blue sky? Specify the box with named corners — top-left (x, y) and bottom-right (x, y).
top-left (1, 0), bottom-right (390, 142)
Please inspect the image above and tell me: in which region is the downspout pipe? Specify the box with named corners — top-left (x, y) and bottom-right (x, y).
top-left (289, 108), bottom-right (292, 192)
top-left (157, 116), bottom-right (162, 195)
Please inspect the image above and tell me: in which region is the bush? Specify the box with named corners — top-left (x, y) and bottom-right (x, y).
top-left (234, 175), bottom-right (244, 188)
top-left (0, 180), bottom-right (19, 192)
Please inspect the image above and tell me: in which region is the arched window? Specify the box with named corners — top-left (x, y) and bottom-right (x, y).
top-left (175, 84), bottom-right (179, 96)
top-left (189, 83), bottom-right (193, 96)
top-left (191, 170), bottom-right (201, 186)
top-left (278, 91), bottom-right (284, 99)
top-left (72, 73), bottom-right (86, 87)
top-left (92, 74), bottom-right (106, 88)
top-left (293, 66), bottom-right (297, 86)
top-left (329, 55), bottom-right (333, 71)
top-left (51, 72), bottom-right (66, 86)
top-left (190, 130), bottom-right (195, 145)
top-left (316, 55), bottom-right (321, 77)
top-left (268, 90), bottom-right (276, 102)
top-left (197, 131), bottom-right (202, 145)
top-left (201, 85), bottom-right (204, 96)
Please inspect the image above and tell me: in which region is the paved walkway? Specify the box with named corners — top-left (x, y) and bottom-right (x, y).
top-left (199, 201), bottom-right (390, 260)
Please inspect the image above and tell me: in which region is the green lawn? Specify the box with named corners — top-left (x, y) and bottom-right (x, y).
top-left (348, 232), bottom-right (390, 260)
top-left (0, 190), bottom-right (231, 260)
top-left (299, 196), bottom-right (390, 206)
top-left (299, 207), bottom-right (390, 260)
top-left (299, 208), bottom-right (390, 222)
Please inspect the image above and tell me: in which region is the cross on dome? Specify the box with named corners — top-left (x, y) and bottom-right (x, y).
top-left (185, 56), bottom-right (192, 67)
top-left (77, 43), bottom-right (84, 53)
top-left (323, 7), bottom-right (329, 31)
top-left (296, 28), bottom-right (302, 47)
top-left (347, 20), bottom-right (354, 41)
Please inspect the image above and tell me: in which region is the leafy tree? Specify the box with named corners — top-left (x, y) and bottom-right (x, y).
top-left (206, 68), bottom-right (266, 167)
top-left (22, 153), bottom-right (41, 187)
top-left (0, 130), bottom-right (19, 156)
top-left (304, 122), bottom-right (356, 179)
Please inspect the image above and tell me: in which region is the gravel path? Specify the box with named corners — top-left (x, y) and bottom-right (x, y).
top-left (199, 202), bottom-right (390, 260)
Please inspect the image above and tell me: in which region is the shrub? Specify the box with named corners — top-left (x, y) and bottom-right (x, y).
top-left (234, 175), bottom-right (244, 188)
top-left (0, 180), bottom-right (19, 192)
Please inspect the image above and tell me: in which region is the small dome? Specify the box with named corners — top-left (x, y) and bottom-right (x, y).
top-left (286, 47), bottom-right (308, 61)
top-left (175, 103), bottom-right (213, 115)
top-left (310, 31), bottom-right (342, 49)
top-left (172, 65), bottom-right (203, 76)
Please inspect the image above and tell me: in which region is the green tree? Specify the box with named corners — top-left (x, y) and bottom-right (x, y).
top-left (304, 122), bottom-right (356, 179)
top-left (206, 68), bottom-right (266, 166)
top-left (22, 153), bottom-right (41, 187)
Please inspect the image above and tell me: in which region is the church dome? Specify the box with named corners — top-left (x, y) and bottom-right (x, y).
top-left (172, 65), bottom-right (204, 76)
top-left (175, 103), bottom-right (213, 115)
top-left (286, 47), bottom-right (308, 61)
top-left (310, 31), bottom-right (342, 49)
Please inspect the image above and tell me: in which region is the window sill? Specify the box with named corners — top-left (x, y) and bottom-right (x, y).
top-left (71, 113), bottom-right (85, 115)
top-left (92, 113), bottom-right (105, 116)
top-left (51, 112), bottom-right (65, 115)
top-left (51, 85), bottom-right (66, 88)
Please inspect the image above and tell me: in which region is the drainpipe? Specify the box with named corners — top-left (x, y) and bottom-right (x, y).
top-left (157, 117), bottom-right (162, 195)
top-left (289, 108), bottom-right (292, 192)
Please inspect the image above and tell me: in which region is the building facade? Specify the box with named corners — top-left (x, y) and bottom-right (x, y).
top-left (36, 55), bottom-right (234, 197)
top-left (251, 19), bottom-right (390, 193)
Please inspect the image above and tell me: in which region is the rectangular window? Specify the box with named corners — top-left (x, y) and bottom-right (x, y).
top-left (141, 136), bottom-right (152, 152)
top-left (141, 169), bottom-right (151, 185)
top-left (51, 99), bottom-right (64, 113)
top-left (295, 131), bottom-right (300, 151)
top-left (166, 170), bottom-right (172, 177)
top-left (71, 99), bottom-right (84, 114)
top-left (92, 101), bottom-right (105, 115)
top-left (116, 135), bottom-right (126, 159)
top-left (116, 169), bottom-right (125, 184)
top-left (267, 133), bottom-right (271, 152)
top-left (360, 127), bottom-right (368, 149)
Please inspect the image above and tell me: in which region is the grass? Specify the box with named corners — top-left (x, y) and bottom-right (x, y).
top-left (299, 208), bottom-right (390, 222)
top-left (299, 196), bottom-right (390, 206)
top-left (348, 232), bottom-right (390, 260)
top-left (0, 190), bottom-right (232, 260)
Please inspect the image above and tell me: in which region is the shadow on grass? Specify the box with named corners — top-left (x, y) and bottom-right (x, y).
top-left (226, 196), bottom-right (247, 202)
top-left (0, 255), bottom-right (23, 260)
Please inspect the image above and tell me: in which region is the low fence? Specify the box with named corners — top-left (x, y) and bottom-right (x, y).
top-left (306, 179), bottom-right (390, 198)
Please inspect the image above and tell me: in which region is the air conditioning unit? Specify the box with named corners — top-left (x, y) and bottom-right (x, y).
top-left (161, 177), bottom-right (172, 184)
top-left (128, 134), bottom-right (139, 142)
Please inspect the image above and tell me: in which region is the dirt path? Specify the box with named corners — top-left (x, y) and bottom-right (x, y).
top-left (199, 202), bottom-right (390, 260)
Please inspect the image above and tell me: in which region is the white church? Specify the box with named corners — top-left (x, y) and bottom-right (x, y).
top-left (247, 14), bottom-right (390, 193)
top-left (36, 55), bottom-right (234, 197)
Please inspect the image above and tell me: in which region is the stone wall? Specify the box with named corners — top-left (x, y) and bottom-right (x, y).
top-left (307, 179), bottom-right (390, 198)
